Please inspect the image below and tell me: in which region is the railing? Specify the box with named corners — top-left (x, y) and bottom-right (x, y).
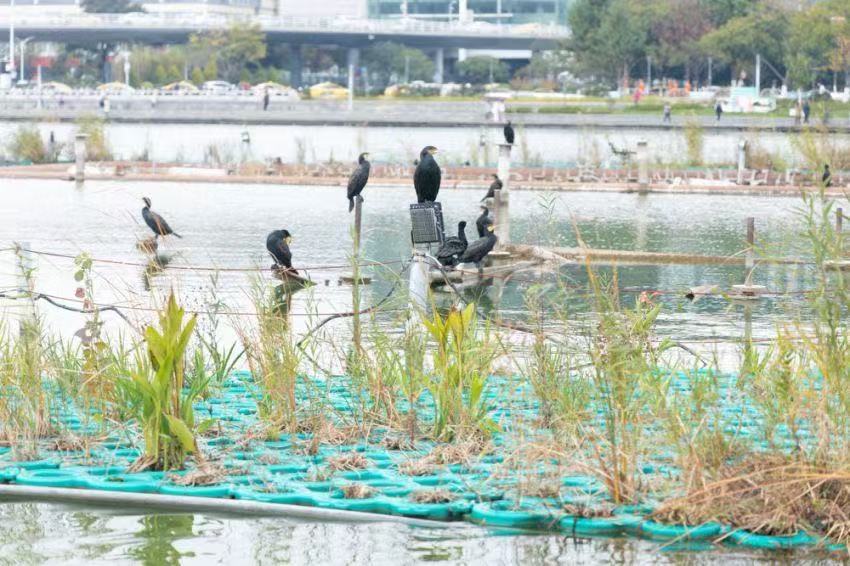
top-left (0, 12), bottom-right (570, 39)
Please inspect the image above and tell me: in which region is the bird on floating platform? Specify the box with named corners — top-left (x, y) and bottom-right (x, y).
top-left (347, 152), bottom-right (370, 212)
top-left (436, 220), bottom-right (468, 267)
top-left (476, 206), bottom-right (490, 238)
top-left (414, 145), bottom-right (441, 203)
top-left (504, 121), bottom-right (515, 145)
top-left (482, 174), bottom-right (502, 202)
top-left (266, 229), bottom-right (298, 275)
top-left (460, 217), bottom-right (497, 273)
top-left (141, 197), bottom-right (182, 239)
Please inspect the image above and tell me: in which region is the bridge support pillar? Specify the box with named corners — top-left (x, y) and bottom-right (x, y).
top-left (290, 45), bottom-right (303, 89)
top-left (433, 47), bottom-right (444, 84)
top-left (347, 47), bottom-right (359, 111)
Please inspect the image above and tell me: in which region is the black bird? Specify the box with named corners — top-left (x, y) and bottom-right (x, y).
top-left (266, 229), bottom-right (297, 274)
top-left (413, 146), bottom-right (441, 203)
top-left (823, 164), bottom-right (832, 188)
top-left (476, 206), bottom-right (490, 238)
top-left (141, 197), bottom-right (182, 239)
top-left (347, 152), bottom-right (371, 212)
top-left (460, 217), bottom-right (497, 272)
top-left (482, 174), bottom-right (502, 202)
top-left (436, 221), bottom-right (468, 267)
top-left (503, 121), bottom-right (515, 145)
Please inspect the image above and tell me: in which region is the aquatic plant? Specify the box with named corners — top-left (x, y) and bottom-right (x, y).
top-left (75, 115), bottom-right (112, 162)
top-left (7, 125), bottom-right (62, 164)
top-left (122, 292), bottom-right (206, 471)
top-left (683, 116), bottom-right (703, 167)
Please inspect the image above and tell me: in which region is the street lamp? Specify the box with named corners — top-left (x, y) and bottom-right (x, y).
top-left (7, 0), bottom-right (15, 76)
top-left (18, 36), bottom-right (34, 84)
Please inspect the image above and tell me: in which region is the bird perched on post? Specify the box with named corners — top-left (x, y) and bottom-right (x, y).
top-left (141, 197), bottom-right (182, 239)
top-left (823, 164), bottom-right (832, 188)
top-left (476, 206), bottom-right (490, 238)
top-left (266, 229), bottom-right (297, 274)
top-left (436, 221), bottom-right (468, 267)
top-left (503, 121), bottom-right (515, 145)
top-left (414, 146), bottom-right (441, 203)
top-left (347, 152), bottom-right (370, 212)
top-left (482, 174), bottom-right (502, 202)
top-left (460, 217), bottom-right (497, 273)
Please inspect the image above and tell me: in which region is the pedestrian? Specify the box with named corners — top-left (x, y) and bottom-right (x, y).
top-left (150, 92), bottom-right (158, 109)
top-left (263, 88), bottom-right (270, 111)
top-left (662, 103), bottom-right (671, 124)
top-left (714, 101), bottom-right (723, 122)
top-left (98, 95), bottom-right (105, 110)
top-left (103, 95), bottom-right (110, 117)
top-left (802, 100), bottom-right (810, 124)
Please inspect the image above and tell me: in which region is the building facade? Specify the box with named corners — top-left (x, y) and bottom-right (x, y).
top-left (367, 0), bottom-right (571, 25)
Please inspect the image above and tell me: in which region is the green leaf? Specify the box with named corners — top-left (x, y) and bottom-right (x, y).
top-left (165, 414), bottom-right (196, 453)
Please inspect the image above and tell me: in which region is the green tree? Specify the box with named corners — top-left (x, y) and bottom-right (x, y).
top-left (203, 59), bottom-right (218, 81)
top-left (362, 42), bottom-right (435, 87)
top-left (190, 67), bottom-right (204, 86)
top-left (189, 23), bottom-right (266, 84)
top-left (647, 0), bottom-right (713, 81)
top-left (700, 7), bottom-right (789, 85)
top-left (456, 56), bottom-right (509, 84)
top-left (81, 0), bottom-right (143, 13)
top-left (167, 64), bottom-right (182, 83)
top-left (154, 64), bottom-right (167, 86)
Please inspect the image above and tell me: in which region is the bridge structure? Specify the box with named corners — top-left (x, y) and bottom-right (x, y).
top-left (0, 12), bottom-right (569, 85)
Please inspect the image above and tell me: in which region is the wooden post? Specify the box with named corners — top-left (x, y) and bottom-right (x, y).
top-left (492, 188), bottom-right (501, 241)
top-left (496, 143), bottom-right (512, 245)
top-left (15, 242), bottom-right (36, 337)
top-left (351, 195), bottom-right (363, 353)
top-left (745, 216), bottom-right (755, 286)
top-left (637, 139), bottom-right (649, 192)
top-left (74, 133), bottom-right (88, 182)
top-left (736, 139), bottom-right (747, 185)
top-left (408, 250), bottom-right (428, 312)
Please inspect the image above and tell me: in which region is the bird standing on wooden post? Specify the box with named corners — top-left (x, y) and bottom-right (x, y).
top-left (266, 229), bottom-right (298, 275)
top-left (503, 121), bottom-right (515, 145)
top-left (482, 174), bottom-right (502, 202)
top-left (436, 221), bottom-right (468, 267)
top-left (460, 217), bottom-right (497, 274)
top-left (347, 152), bottom-right (370, 212)
top-left (141, 197), bottom-right (182, 239)
top-left (823, 164), bottom-right (832, 188)
top-left (414, 146), bottom-right (441, 203)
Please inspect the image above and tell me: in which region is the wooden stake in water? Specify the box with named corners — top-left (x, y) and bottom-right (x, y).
top-left (637, 139), bottom-right (649, 192)
top-left (352, 195), bottom-right (364, 355)
top-left (74, 133), bottom-right (88, 183)
top-left (736, 139), bottom-right (747, 185)
top-left (745, 216), bottom-right (755, 286)
top-left (496, 143), bottom-right (512, 246)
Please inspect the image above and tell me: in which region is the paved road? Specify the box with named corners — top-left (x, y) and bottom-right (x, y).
top-left (1, 96), bottom-right (848, 131)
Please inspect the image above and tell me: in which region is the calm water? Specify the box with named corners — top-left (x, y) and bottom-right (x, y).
top-left (0, 179), bottom-right (830, 563)
top-left (0, 502), bottom-right (825, 565)
top-left (2, 121), bottom-right (846, 167)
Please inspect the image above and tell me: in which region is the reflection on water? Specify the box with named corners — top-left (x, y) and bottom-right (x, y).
top-left (0, 502), bottom-right (820, 565)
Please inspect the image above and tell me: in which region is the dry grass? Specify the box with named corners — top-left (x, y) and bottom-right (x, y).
top-left (398, 457), bottom-right (439, 476)
top-left (257, 453), bottom-right (281, 465)
top-left (654, 455), bottom-right (850, 542)
top-left (409, 489), bottom-right (456, 504)
top-left (429, 439), bottom-right (489, 466)
top-left (341, 483), bottom-right (375, 499)
top-left (518, 477), bottom-right (562, 499)
top-left (49, 435), bottom-right (91, 452)
top-left (563, 502), bottom-right (615, 518)
top-left (383, 436), bottom-right (415, 451)
top-left (327, 452), bottom-right (370, 471)
top-left (168, 462), bottom-right (226, 487)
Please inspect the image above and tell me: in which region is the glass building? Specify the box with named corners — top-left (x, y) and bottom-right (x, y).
top-left (367, 0), bottom-right (571, 25)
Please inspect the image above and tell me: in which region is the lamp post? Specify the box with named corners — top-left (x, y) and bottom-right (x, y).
top-left (123, 51), bottom-right (131, 86)
top-left (18, 36), bottom-right (33, 84)
top-left (8, 0), bottom-right (15, 77)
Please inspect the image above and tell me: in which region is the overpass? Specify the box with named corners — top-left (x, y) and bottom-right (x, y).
top-left (0, 12), bottom-right (568, 50)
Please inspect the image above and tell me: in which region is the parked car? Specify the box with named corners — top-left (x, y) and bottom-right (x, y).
top-left (309, 82), bottom-right (349, 99)
top-left (202, 80), bottom-right (235, 93)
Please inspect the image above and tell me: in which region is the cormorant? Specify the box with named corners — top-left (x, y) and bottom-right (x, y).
top-left (823, 164), bottom-right (832, 187)
top-left (141, 197), bottom-right (182, 239)
top-left (347, 152), bottom-right (371, 212)
top-left (266, 229), bottom-right (297, 274)
top-left (482, 174), bottom-right (502, 202)
top-left (460, 217), bottom-right (497, 272)
top-left (413, 146), bottom-right (441, 203)
top-left (504, 121), bottom-right (515, 145)
top-left (436, 221), bottom-right (468, 267)
top-left (476, 206), bottom-right (490, 238)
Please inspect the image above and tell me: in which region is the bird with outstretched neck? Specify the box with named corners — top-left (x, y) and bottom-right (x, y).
top-left (503, 121), bottom-right (515, 145)
top-left (482, 174), bottom-right (502, 202)
top-left (266, 229), bottom-right (298, 275)
top-left (476, 206), bottom-right (490, 238)
top-left (414, 146), bottom-right (441, 203)
top-left (823, 164), bottom-right (832, 188)
top-left (141, 197), bottom-right (182, 239)
top-left (460, 216), bottom-right (497, 274)
top-left (347, 152), bottom-right (371, 212)
top-left (436, 220), bottom-right (468, 267)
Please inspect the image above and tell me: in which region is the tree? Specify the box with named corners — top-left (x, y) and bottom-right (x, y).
top-left (456, 56), bottom-right (509, 84)
top-left (700, 7), bottom-right (789, 85)
top-left (202, 59), bottom-right (218, 81)
top-left (190, 67), bottom-right (204, 86)
top-left (154, 64), bottom-right (167, 86)
top-left (189, 23), bottom-right (267, 84)
top-left (648, 0), bottom-right (713, 81)
top-left (362, 42), bottom-right (434, 87)
top-left (82, 0), bottom-right (143, 12)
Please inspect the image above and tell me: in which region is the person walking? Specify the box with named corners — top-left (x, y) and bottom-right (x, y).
top-left (803, 100), bottom-right (811, 124)
top-left (662, 103), bottom-right (672, 124)
top-left (263, 88), bottom-right (270, 111)
top-left (714, 101), bottom-right (723, 122)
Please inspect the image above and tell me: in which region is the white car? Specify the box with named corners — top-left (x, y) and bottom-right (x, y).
top-left (202, 81), bottom-right (235, 93)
